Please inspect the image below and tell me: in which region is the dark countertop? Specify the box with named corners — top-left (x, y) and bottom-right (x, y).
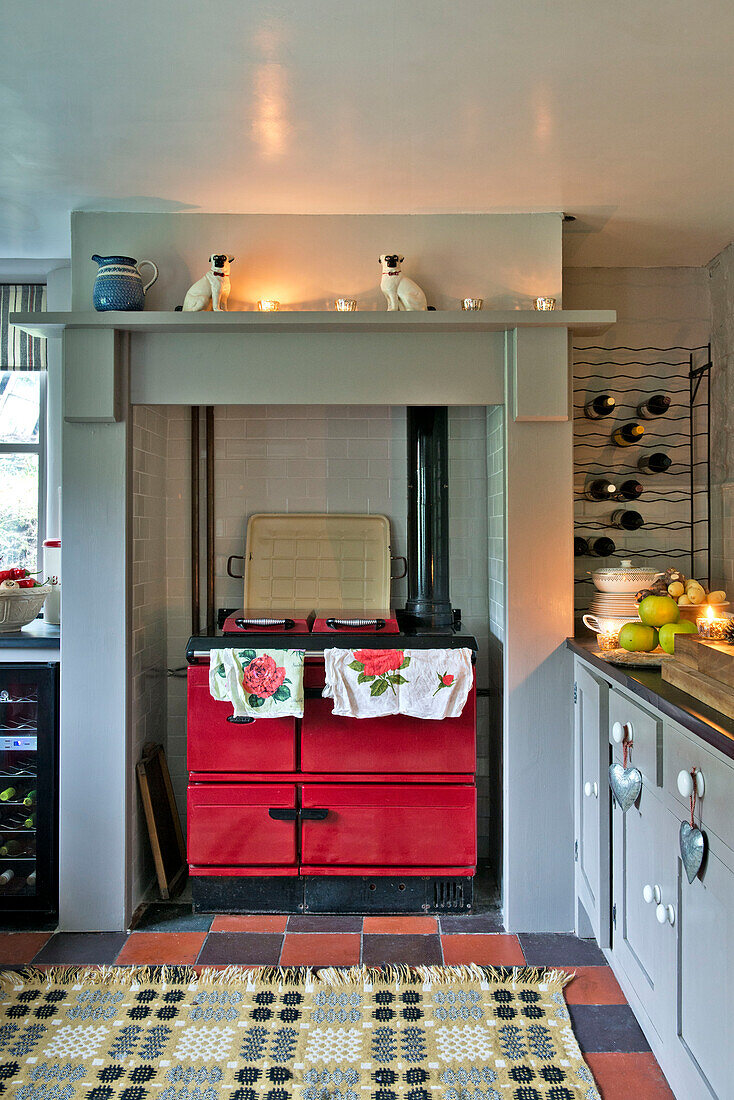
top-left (567, 636), bottom-right (734, 762)
top-left (0, 620), bottom-right (60, 649)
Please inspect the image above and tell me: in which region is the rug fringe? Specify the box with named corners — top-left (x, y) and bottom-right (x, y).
top-left (0, 963), bottom-right (575, 993)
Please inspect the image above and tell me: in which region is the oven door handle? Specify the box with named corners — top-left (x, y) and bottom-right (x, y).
top-left (268, 808), bottom-right (298, 821)
top-left (300, 807), bottom-right (329, 821)
top-left (227, 554), bottom-right (245, 579)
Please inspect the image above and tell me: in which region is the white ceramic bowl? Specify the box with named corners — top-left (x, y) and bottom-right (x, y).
top-left (0, 584), bottom-right (52, 633)
top-left (590, 559), bottom-right (662, 594)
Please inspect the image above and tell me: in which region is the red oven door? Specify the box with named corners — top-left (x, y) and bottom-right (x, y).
top-left (300, 783), bottom-right (476, 871)
top-left (187, 665), bottom-right (296, 773)
top-left (187, 783), bottom-right (297, 869)
top-left (300, 686), bottom-right (476, 775)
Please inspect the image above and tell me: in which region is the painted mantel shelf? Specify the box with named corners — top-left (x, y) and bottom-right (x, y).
top-left (10, 309), bottom-right (615, 338)
top-left (11, 308), bottom-right (615, 423)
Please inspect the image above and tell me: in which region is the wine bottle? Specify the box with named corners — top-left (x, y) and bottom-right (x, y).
top-left (22, 813), bottom-right (36, 829)
top-left (574, 537), bottom-right (589, 557)
top-left (611, 509), bottom-right (644, 531)
top-left (0, 839), bottom-right (21, 857)
top-left (0, 787), bottom-right (16, 802)
top-left (584, 394), bottom-right (616, 419)
top-left (589, 536), bottom-right (616, 557)
top-left (638, 451), bottom-right (672, 474)
top-left (615, 479), bottom-right (644, 501)
top-left (26, 870), bottom-right (36, 888)
top-left (585, 478), bottom-right (617, 501)
top-left (0, 869), bottom-right (14, 887)
top-left (637, 394), bottom-right (671, 419)
top-left (22, 790), bottom-right (36, 807)
top-left (612, 422), bottom-right (645, 447)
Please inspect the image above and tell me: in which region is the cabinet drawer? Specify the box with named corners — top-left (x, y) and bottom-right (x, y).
top-left (187, 665), bottom-right (296, 773)
top-left (609, 689), bottom-right (661, 785)
top-left (300, 783), bottom-right (476, 869)
top-left (301, 690), bottom-right (476, 775)
top-left (664, 718), bottom-right (734, 852)
top-left (187, 784), bottom-right (297, 867)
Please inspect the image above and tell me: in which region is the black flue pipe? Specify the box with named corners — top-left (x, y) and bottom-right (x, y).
top-left (404, 407), bottom-right (453, 630)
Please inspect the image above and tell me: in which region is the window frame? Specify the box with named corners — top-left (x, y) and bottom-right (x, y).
top-left (0, 370), bottom-right (47, 571)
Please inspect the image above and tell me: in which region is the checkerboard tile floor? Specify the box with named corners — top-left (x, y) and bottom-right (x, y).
top-left (0, 912), bottom-right (675, 1099)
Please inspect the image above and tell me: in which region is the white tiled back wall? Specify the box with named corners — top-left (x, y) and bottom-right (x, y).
top-left (155, 404), bottom-right (496, 859)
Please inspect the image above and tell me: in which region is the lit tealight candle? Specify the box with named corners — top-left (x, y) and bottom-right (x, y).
top-left (257, 299), bottom-right (280, 311)
top-left (596, 623), bottom-right (620, 652)
top-left (334, 298), bottom-right (357, 311)
top-left (696, 604), bottom-right (729, 640)
top-left (461, 298), bottom-right (483, 311)
top-left (533, 296), bottom-right (557, 311)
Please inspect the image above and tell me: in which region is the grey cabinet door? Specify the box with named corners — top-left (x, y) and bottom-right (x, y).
top-left (611, 776), bottom-right (676, 1042)
top-left (670, 808), bottom-right (734, 1100)
top-left (574, 662), bottom-right (610, 946)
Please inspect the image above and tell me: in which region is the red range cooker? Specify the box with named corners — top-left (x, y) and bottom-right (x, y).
top-left (186, 607), bottom-right (478, 914)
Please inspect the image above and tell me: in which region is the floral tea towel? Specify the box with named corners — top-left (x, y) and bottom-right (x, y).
top-left (209, 649), bottom-right (305, 719)
top-left (323, 647), bottom-right (473, 719)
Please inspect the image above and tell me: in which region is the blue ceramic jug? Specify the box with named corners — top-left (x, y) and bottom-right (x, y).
top-left (91, 254), bottom-right (159, 311)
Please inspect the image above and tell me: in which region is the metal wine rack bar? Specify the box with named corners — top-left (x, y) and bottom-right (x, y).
top-left (573, 343), bottom-right (712, 586)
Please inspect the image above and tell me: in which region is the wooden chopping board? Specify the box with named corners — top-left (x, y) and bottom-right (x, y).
top-left (662, 634), bottom-right (734, 719)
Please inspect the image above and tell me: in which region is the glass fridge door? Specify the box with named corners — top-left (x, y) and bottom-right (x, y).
top-left (0, 664), bottom-right (57, 915)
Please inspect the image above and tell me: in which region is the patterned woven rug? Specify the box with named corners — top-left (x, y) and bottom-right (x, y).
top-left (0, 964), bottom-right (601, 1099)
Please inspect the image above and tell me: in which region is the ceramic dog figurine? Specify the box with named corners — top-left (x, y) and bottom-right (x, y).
top-left (379, 254), bottom-right (427, 311)
top-left (182, 254), bottom-right (235, 311)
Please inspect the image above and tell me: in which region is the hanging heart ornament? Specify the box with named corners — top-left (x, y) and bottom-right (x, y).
top-left (609, 762), bottom-right (642, 812)
top-left (679, 820), bottom-right (705, 884)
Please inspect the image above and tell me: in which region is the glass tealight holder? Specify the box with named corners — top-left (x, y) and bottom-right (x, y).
top-left (461, 298), bottom-right (483, 311)
top-left (334, 298), bottom-right (357, 311)
top-left (533, 296), bottom-right (557, 311)
top-left (696, 613), bottom-right (729, 641)
top-left (257, 299), bottom-right (280, 312)
top-left (596, 629), bottom-right (620, 652)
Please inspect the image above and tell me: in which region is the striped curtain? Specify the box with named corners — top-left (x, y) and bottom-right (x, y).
top-left (0, 284), bottom-right (47, 370)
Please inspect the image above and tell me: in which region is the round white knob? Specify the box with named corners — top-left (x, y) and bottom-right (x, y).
top-left (656, 902), bottom-right (675, 926)
top-left (677, 770), bottom-right (694, 798)
top-left (696, 770), bottom-right (705, 798)
top-left (643, 883), bottom-right (661, 904)
top-left (584, 781), bottom-right (593, 797)
top-left (612, 721), bottom-right (625, 744)
top-left (593, 782), bottom-right (599, 798)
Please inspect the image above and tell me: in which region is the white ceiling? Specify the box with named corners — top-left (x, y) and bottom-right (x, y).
top-left (2, 0), bottom-right (733, 267)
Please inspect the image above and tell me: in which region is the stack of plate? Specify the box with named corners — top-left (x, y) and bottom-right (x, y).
top-left (589, 592), bottom-right (640, 625)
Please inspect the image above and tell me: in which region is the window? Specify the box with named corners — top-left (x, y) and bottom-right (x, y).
top-left (0, 372), bottom-right (45, 571)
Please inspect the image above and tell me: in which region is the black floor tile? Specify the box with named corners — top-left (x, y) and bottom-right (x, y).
top-left (33, 932), bottom-right (129, 965)
top-left (286, 915), bottom-right (363, 933)
top-left (568, 1004), bottom-right (651, 1053)
top-left (518, 932), bottom-right (607, 966)
top-left (196, 932), bottom-right (283, 966)
top-left (133, 903), bottom-right (213, 932)
top-left (362, 933), bottom-right (442, 967)
top-left (440, 912), bottom-right (505, 933)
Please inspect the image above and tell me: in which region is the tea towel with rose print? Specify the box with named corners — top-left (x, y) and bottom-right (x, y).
top-left (323, 647), bottom-right (473, 719)
top-left (209, 649), bottom-right (305, 719)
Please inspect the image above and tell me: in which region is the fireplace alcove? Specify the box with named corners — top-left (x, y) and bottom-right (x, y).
top-left (9, 302), bottom-right (615, 934)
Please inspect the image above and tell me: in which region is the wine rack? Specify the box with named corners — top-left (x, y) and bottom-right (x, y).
top-left (0, 665), bottom-right (58, 917)
top-left (573, 343), bottom-right (712, 592)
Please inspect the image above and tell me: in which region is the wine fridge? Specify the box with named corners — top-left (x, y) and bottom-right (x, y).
top-left (0, 664), bottom-right (58, 918)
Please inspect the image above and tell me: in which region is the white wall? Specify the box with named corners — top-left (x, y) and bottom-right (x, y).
top-left (565, 268), bottom-right (712, 613)
top-left (708, 243), bottom-right (734, 594)
top-left (71, 212), bottom-right (562, 313)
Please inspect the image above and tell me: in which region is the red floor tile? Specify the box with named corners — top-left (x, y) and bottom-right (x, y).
top-left (210, 915), bottom-right (288, 933)
top-left (115, 932), bottom-right (207, 965)
top-left (0, 932), bottom-right (51, 965)
top-left (584, 1052), bottom-right (675, 1099)
top-left (441, 933), bottom-right (525, 966)
top-left (564, 966), bottom-right (627, 1005)
top-left (279, 933), bottom-right (360, 967)
top-left (363, 916), bottom-right (437, 934)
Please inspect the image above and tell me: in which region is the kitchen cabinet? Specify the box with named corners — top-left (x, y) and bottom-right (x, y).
top-left (573, 661), bottom-right (610, 946)
top-left (571, 648), bottom-right (734, 1100)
